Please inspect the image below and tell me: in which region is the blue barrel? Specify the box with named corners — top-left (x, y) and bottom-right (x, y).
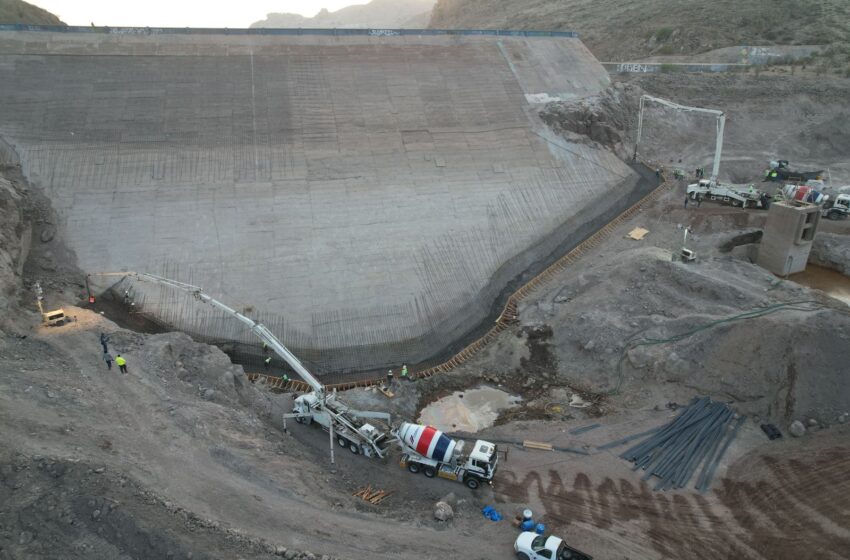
top-left (535, 523), bottom-right (546, 535)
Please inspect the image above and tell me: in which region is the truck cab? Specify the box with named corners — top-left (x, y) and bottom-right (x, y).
top-left (824, 194), bottom-right (850, 220)
top-left (514, 532), bottom-right (593, 560)
top-left (463, 439), bottom-right (498, 485)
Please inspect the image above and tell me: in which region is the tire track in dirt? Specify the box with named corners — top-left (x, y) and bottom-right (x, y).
top-left (496, 446), bottom-right (850, 559)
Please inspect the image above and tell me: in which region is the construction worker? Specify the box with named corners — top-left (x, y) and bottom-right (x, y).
top-left (100, 332), bottom-right (110, 353)
top-left (262, 342), bottom-right (268, 354)
top-left (387, 369), bottom-right (394, 385)
top-left (103, 351), bottom-right (113, 371)
top-left (280, 373), bottom-right (289, 383)
top-left (696, 194), bottom-right (703, 208)
top-left (115, 354), bottom-right (127, 374)
top-left (401, 364), bottom-right (409, 379)
top-left (264, 356), bottom-right (272, 370)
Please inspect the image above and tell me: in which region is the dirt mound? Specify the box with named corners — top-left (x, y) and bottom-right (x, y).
top-left (519, 246), bottom-right (850, 424)
top-left (539, 82), bottom-right (640, 160)
top-left (0, 449), bottom-right (345, 560)
top-left (811, 232), bottom-right (850, 276)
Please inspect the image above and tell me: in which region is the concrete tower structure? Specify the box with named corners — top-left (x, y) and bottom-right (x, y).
top-left (757, 200), bottom-right (821, 276)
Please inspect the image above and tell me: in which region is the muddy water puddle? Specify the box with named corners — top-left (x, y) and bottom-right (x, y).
top-left (418, 386), bottom-right (521, 433)
top-left (789, 265), bottom-right (850, 306)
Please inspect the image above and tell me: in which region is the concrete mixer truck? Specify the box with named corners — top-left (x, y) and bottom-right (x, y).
top-left (395, 422), bottom-right (498, 489)
top-left (780, 184), bottom-right (850, 220)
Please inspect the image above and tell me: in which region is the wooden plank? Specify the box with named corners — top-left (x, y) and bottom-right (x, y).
top-left (523, 440), bottom-right (554, 451)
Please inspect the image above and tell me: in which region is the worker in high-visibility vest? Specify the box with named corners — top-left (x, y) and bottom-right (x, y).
top-left (401, 364), bottom-right (409, 379)
top-left (115, 354), bottom-right (128, 374)
top-left (280, 373), bottom-right (289, 383)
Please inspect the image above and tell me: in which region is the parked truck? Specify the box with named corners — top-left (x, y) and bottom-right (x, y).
top-left (395, 422), bottom-right (497, 489)
top-left (687, 179), bottom-right (769, 208)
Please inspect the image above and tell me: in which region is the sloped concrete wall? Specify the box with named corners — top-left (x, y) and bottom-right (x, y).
top-left (0, 29), bottom-right (637, 373)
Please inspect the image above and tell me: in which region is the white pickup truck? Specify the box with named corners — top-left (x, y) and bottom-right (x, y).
top-left (514, 532), bottom-right (593, 560)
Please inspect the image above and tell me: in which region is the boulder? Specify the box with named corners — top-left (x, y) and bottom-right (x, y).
top-left (433, 501), bottom-right (453, 521)
top-left (789, 420), bottom-right (806, 437)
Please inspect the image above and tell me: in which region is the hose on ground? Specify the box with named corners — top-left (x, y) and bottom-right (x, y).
top-left (610, 299), bottom-right (843, 395)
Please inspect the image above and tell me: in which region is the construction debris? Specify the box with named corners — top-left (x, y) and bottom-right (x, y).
top-left (617, 397), bottom-right (745, 492)
top-left (626, 227), bottom-right (649, 240)
top-left (352, 485), bottom-right (393, 505)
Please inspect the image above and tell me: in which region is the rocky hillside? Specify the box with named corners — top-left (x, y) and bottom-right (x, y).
top-left (429, 0), bottom-right (849, 60)
top-left (252, 0), bottom-right (434, 29)
top-left (0, 0), bottom-right (64, 25)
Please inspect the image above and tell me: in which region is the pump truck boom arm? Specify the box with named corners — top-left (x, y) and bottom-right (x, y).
top-left (88, 272), bottom-right (325, 395)
top-left (635, 94), bottom-right (726, 185)
top-left (88, 271), bottom-right (395, 460)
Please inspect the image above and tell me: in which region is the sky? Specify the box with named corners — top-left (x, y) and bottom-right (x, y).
top-left (29, 1), bottom-right (370, 28)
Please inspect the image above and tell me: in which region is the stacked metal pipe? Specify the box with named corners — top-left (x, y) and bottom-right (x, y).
top-left (620, 397), bottom-right (746, 492)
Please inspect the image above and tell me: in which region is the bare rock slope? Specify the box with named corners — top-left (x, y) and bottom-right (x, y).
top-left (252, 0), bottom-right (434, 29)
top-left (0, 0), bottom-right (64, 25)
top-left (430, 0), bottom-right (850, 60)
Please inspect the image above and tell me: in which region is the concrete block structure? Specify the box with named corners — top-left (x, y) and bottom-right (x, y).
top-left (757, 201), bottom-right (821, 276)
top-left (0, 27), bottom-right (645, 373)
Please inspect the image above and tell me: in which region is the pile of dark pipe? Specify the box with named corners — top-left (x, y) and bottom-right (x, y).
top-left (621, 396), bottom-right (746, 492)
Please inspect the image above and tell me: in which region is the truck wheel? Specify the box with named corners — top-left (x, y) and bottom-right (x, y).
top-left (337, 437), bottom-right (347, 447)
top-left (732, 199), bottom-right (741, 207)
top-left (363, 447), bottom-right (375, 458)
top-left (465, 477), bottom-right (480, 490)
top-left (407, 462), bottom-right (421, 474)
top-left (423, 466), bottom-right (436, 478)
top-left (516, 553), bottom-right (531, 560)
top-left (828, 210), bottom-right (841, 220)
top-left (295, 416), bottom-right (303, 424)
top-left (349, 443), bottom-right (359, 454)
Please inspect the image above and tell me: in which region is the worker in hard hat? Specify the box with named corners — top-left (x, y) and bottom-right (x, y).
top-left (387, 369), bottom-right (394, 385)
top-left (401, 364), bottom-right (409, 380)
top-left (264, 356), bottom-right (272, 370)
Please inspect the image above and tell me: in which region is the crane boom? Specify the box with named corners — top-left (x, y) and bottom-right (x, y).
top-left (635, 94), bottom-right (726, 185)
top-left (89, 271), bottom-right (326, 396)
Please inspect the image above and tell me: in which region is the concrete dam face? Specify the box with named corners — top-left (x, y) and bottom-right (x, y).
top-left (0, 28), bottom-right (638, 374)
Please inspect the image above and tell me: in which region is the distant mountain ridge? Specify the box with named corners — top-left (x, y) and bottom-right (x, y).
top-left (0, 0), bottom-right (64, 25)
top-left (251, 0), bottom-right (434, 29)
